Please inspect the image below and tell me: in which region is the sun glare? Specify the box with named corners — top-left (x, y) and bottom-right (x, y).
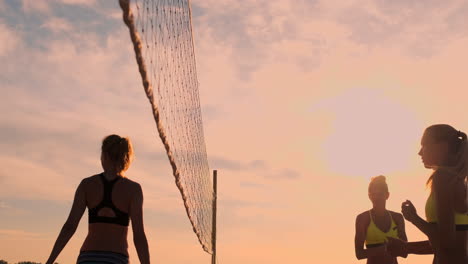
top-left (317, 88), bottom-right (424, 178)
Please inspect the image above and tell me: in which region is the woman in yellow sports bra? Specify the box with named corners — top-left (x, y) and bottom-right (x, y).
top-left (355, 176), bottom-right (407, 264)
top-left (388, 124), bottom-right (468, 264)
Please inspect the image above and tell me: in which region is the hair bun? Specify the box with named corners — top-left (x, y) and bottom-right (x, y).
top-left (102, 134), bottom-right (134, 172)
top-left (368, 175), bottom-right (389, 192)
top-left (371, 175), bottom-right (386, 183)
top-left (458, 130), bottom-right (467, 141)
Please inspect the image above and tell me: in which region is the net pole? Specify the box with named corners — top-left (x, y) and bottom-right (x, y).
top-left (211, 170), bottom-right (217, 264)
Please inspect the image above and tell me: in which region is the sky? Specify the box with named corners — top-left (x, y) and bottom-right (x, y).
top-left (1, 0), bottom-right (468, 263)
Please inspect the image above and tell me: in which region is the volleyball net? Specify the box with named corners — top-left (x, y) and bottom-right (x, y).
top-left (119, 0), bottom-right (214, 254)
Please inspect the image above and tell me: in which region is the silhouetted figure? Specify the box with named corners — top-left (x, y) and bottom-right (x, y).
top-left (45, 135), bottom-right (150, 264)
top-left (388, 124), bottom-right (468, 264)
top-left (355, 175), bottom-right (407, 264)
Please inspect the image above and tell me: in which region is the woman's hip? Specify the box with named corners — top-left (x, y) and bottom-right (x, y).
top-left (77, 250), bottom-right (129, 264)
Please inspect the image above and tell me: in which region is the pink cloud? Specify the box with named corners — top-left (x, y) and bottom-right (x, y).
top-left (2, 1), bottom-right (468, 263)
top-left (0, 229), bottom-right (46, 240)
top-left (0, 156), bottom-right (75, 201)
top-left (41, 17), bottom-right (73, 33)
top-left (59, 0), bottom-right (96, 5)
top-left (0, 23), bottom-right (21, 57)
top-left (21, 0), bottom-right (51, 14)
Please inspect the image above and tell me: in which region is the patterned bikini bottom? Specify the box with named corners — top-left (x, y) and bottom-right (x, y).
top-left (77, 251), bottom-right (129, 264)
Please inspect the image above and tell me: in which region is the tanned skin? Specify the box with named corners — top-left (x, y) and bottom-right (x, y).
top-left (45, 153), bottom-right (150, 264)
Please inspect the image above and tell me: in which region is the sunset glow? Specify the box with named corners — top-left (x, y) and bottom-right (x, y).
top-left (2, 0), bottom-right (468, 264)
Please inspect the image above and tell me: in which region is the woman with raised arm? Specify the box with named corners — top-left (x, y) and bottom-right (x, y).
top-left (45, 135), bottom-right (150, 264)
top-left (388, 124), bottom-right (468, 264)
top-left (355, 175), bottom-right (408, 264)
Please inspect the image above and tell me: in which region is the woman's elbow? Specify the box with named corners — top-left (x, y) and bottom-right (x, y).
top-left (355, 251), bottom-right (365, 260)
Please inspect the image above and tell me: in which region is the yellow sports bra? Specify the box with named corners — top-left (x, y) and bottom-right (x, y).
top-left (425, 191), bottom-right (468, 231)
top-left (365, 210), bottom-right (400, 248)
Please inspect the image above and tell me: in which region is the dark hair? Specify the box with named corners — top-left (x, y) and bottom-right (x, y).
top-left (102, 134), bottom-right (134, 172)
top-left (424, 124), bottom-right (467, 153)
top-left (368, 175), bottom-right (389, 193)
top-left (424, 124), bottom-right (467, 187)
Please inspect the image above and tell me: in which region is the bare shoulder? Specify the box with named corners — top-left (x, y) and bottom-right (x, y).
top-left (120, 177), bottom-right (143, 194)
top-left (121, 176), bottom-right (140, 187)
top-left (389, 211), bottom-right (404, 222)
top-left (80, 174), bottom-right (101, 187)
top-left (356, 211), bottom-right (370, 224)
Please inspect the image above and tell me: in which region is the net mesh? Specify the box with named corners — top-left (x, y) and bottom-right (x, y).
top-left (119, 0), bottom-right (213, 253)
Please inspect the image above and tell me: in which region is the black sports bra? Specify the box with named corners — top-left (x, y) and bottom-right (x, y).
top-left (88, 173), bottom-right (130, 227)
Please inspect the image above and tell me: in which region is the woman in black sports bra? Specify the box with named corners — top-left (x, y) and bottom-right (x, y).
top-left (45, 135), bottom-right (150, 264)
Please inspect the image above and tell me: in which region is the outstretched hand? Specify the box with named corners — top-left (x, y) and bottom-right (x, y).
top-left (386, 237), bottom-right (408, 258)
top-left (401, 200), bottom-right (418, 223)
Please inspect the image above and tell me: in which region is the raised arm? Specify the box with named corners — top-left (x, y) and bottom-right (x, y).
top-left (388, 200), bottom-right (434, 256)
top-left (394, 212), bottom-right (408, 242)
top-left (130, 183), bottom-right (150, 264)
top-left (401, 200), bottom-right (435, 238)
top-left (45, 179), bottom-right (87, 264)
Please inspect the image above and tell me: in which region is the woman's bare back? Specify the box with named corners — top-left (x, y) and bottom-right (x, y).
top-left (80, 174), bottom-right (140, 255)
